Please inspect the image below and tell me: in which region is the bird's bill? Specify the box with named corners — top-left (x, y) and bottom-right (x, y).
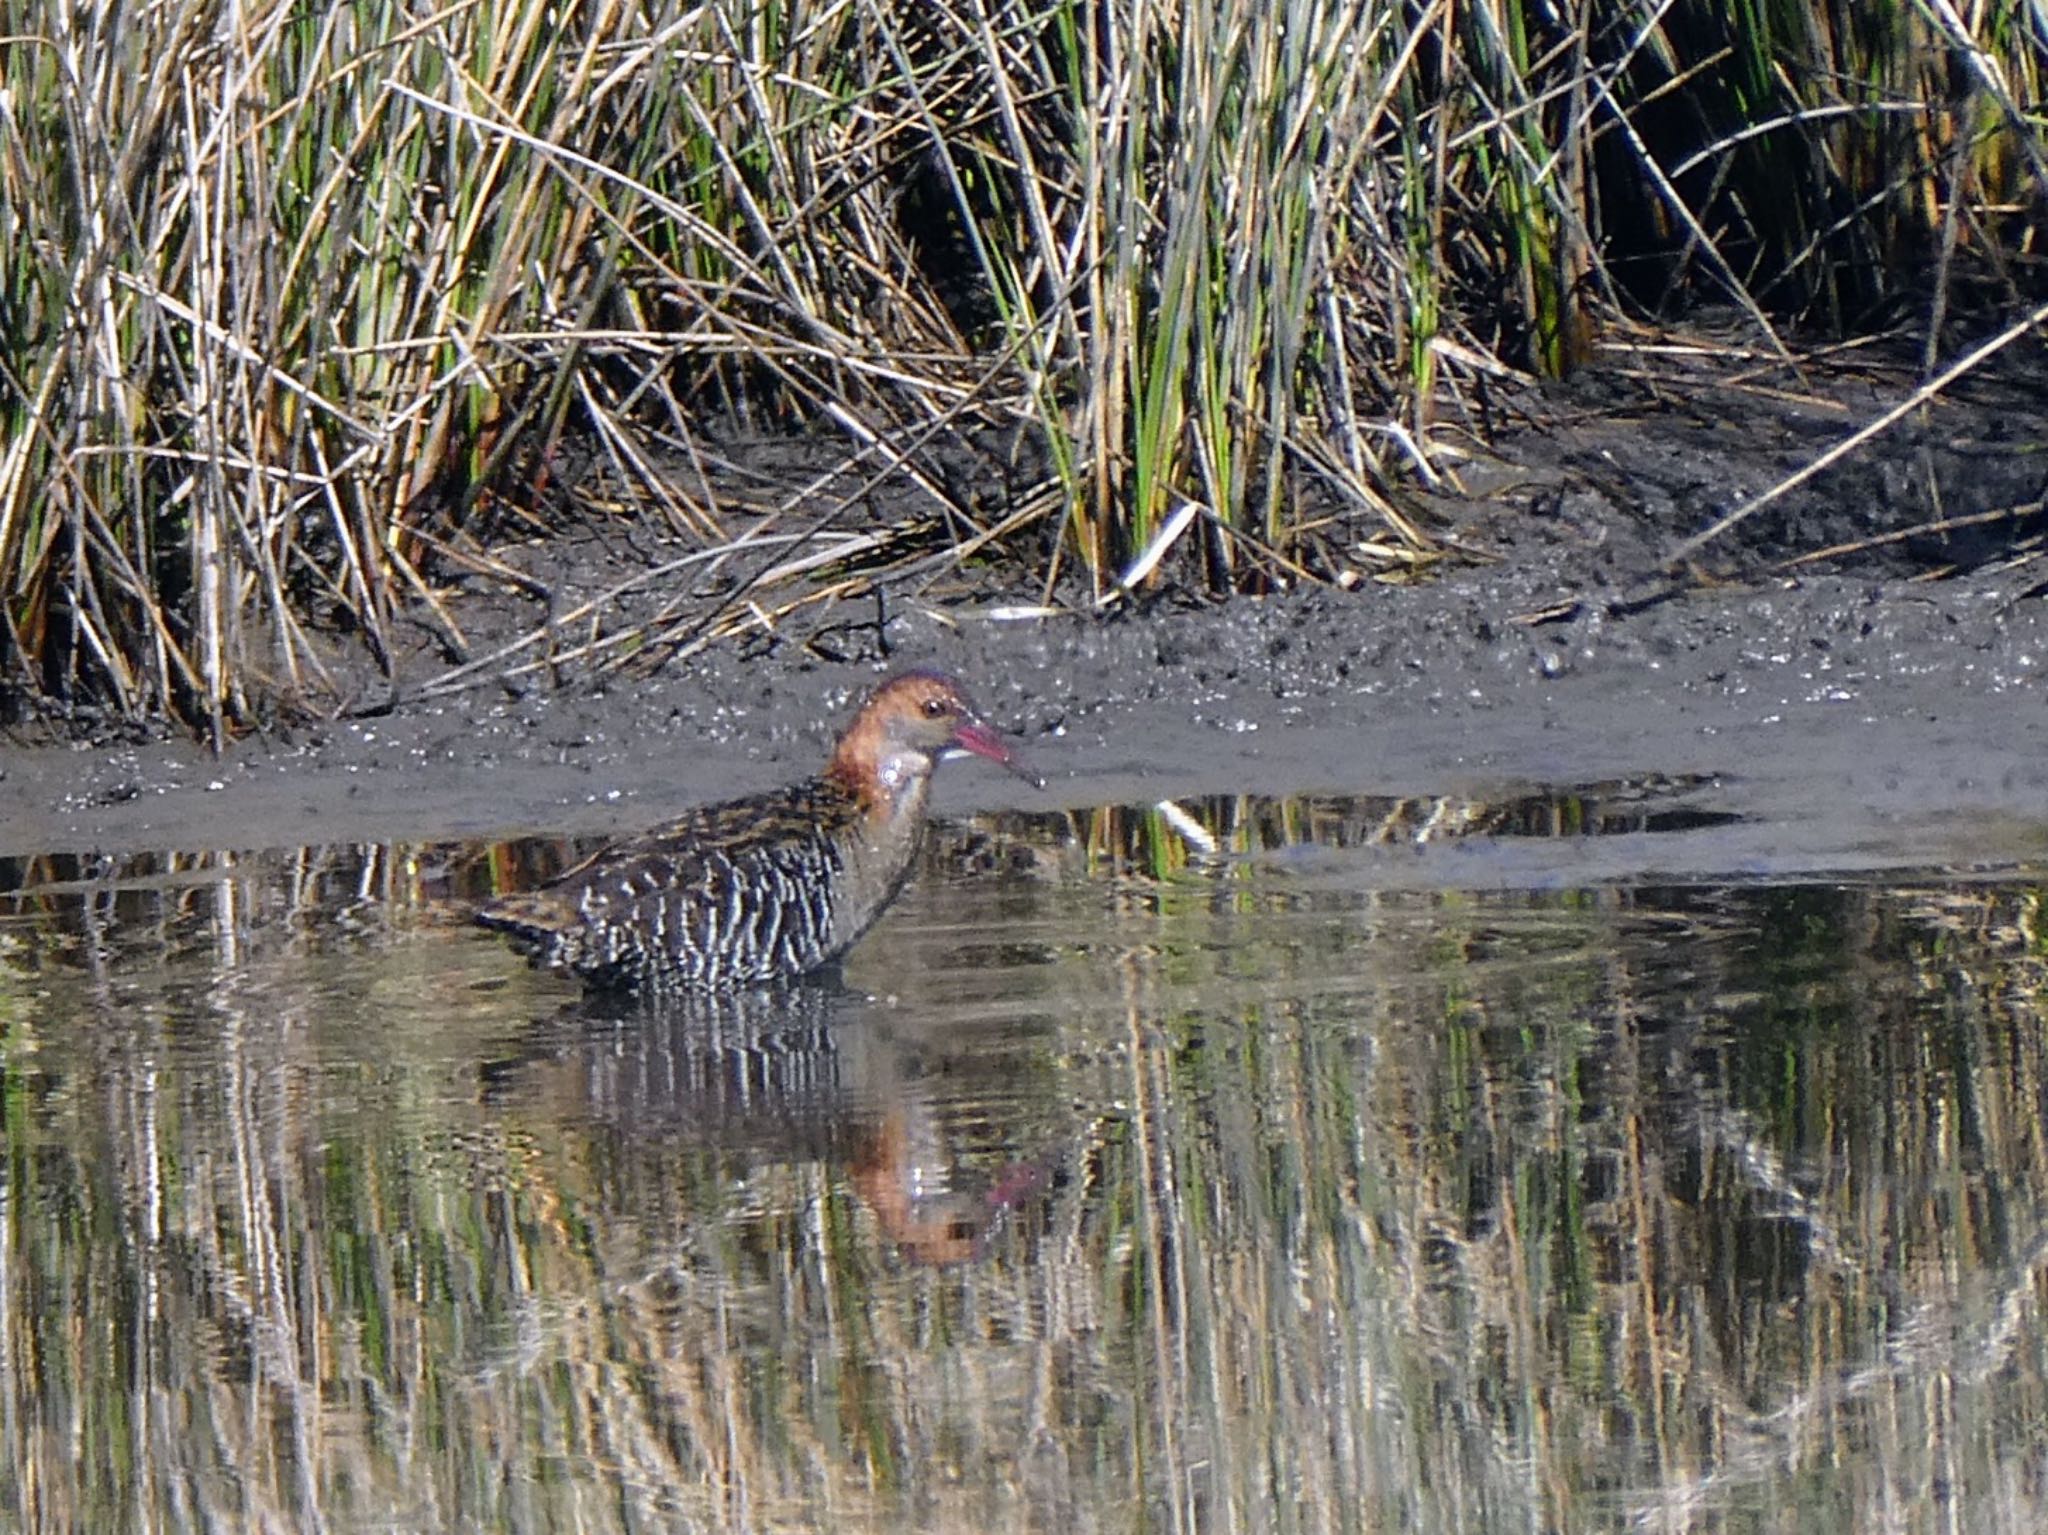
top-left (948, 719), bottom-right (1046, 789)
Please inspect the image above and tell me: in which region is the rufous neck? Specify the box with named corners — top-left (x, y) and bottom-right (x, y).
top-left (827, 746), bottom-right (935, 816)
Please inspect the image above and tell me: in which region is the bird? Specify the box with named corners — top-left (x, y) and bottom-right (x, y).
top-left (474, 670), bottom-right (1041, 993)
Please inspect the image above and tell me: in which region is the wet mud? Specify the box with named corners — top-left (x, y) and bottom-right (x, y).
top-left (3, 341), bottom-right (2044, 873)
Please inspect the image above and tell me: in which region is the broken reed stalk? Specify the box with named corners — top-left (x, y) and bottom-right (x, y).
top-left (0, 0), bottom-right (2042, 731)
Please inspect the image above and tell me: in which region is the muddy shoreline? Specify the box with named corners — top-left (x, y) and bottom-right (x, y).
top-left (4, 349), bottom-right (2045, 876)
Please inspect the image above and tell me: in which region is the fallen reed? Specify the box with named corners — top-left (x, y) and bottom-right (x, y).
top-left (1, 0), bottom-right (2042, 732)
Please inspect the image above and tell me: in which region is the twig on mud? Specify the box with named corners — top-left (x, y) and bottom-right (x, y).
top-left (595, 525), bottom-right (921, 679)
top-left (1663, 296), bottom-right (2048, 570)
top-left (401, 525), bottom-right (555, 602)
top-left (401, 535), bottom-right (844, 704)
top-left (1507, 582), bottom-right (1688, 628)
top-left (1771, 499), bottom-right (2046, 572)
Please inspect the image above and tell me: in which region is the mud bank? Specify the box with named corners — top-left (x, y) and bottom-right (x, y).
top-left (4, 348), bottom-right (2045, 877)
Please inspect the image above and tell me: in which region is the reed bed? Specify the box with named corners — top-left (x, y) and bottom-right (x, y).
top-left (2, 0), bottom-right (2043, 732)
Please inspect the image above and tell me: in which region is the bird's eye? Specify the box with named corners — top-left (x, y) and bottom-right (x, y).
top-left (921, 696), bottom-right (950, 719)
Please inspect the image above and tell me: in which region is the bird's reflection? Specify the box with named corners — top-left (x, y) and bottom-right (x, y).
top-left (481, 980), bottom-right (1054, 1266)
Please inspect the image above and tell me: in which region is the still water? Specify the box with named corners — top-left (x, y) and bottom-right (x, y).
top-left (2, 785), bottom-right (2045, 1533)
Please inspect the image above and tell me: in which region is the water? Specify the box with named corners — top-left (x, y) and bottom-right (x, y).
top-left (3, 787), bottom-right (2046, 1533)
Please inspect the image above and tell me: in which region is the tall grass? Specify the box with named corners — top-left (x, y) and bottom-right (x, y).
top-left (1, 0), bottom-right (2043, 731)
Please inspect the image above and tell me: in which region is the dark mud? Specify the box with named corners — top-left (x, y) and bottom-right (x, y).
top-left (4, 341), bottom-right (2045, 874)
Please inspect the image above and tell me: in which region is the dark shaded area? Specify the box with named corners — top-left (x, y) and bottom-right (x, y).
top-left (1577, 3), bottom-right (2047, 327)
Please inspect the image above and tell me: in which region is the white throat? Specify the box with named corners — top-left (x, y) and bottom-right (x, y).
top-left (874, 750), bottom-right (935, 797)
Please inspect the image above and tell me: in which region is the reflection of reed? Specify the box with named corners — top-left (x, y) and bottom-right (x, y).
top-left (0, 778), bottom-right (1728, 979)
top-left (0, 841), bottom-right (449, 980)
top-left (2, 817), bottom-right (2046, 1531)
top-left (984, 776), bottom-right (1737, 884)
